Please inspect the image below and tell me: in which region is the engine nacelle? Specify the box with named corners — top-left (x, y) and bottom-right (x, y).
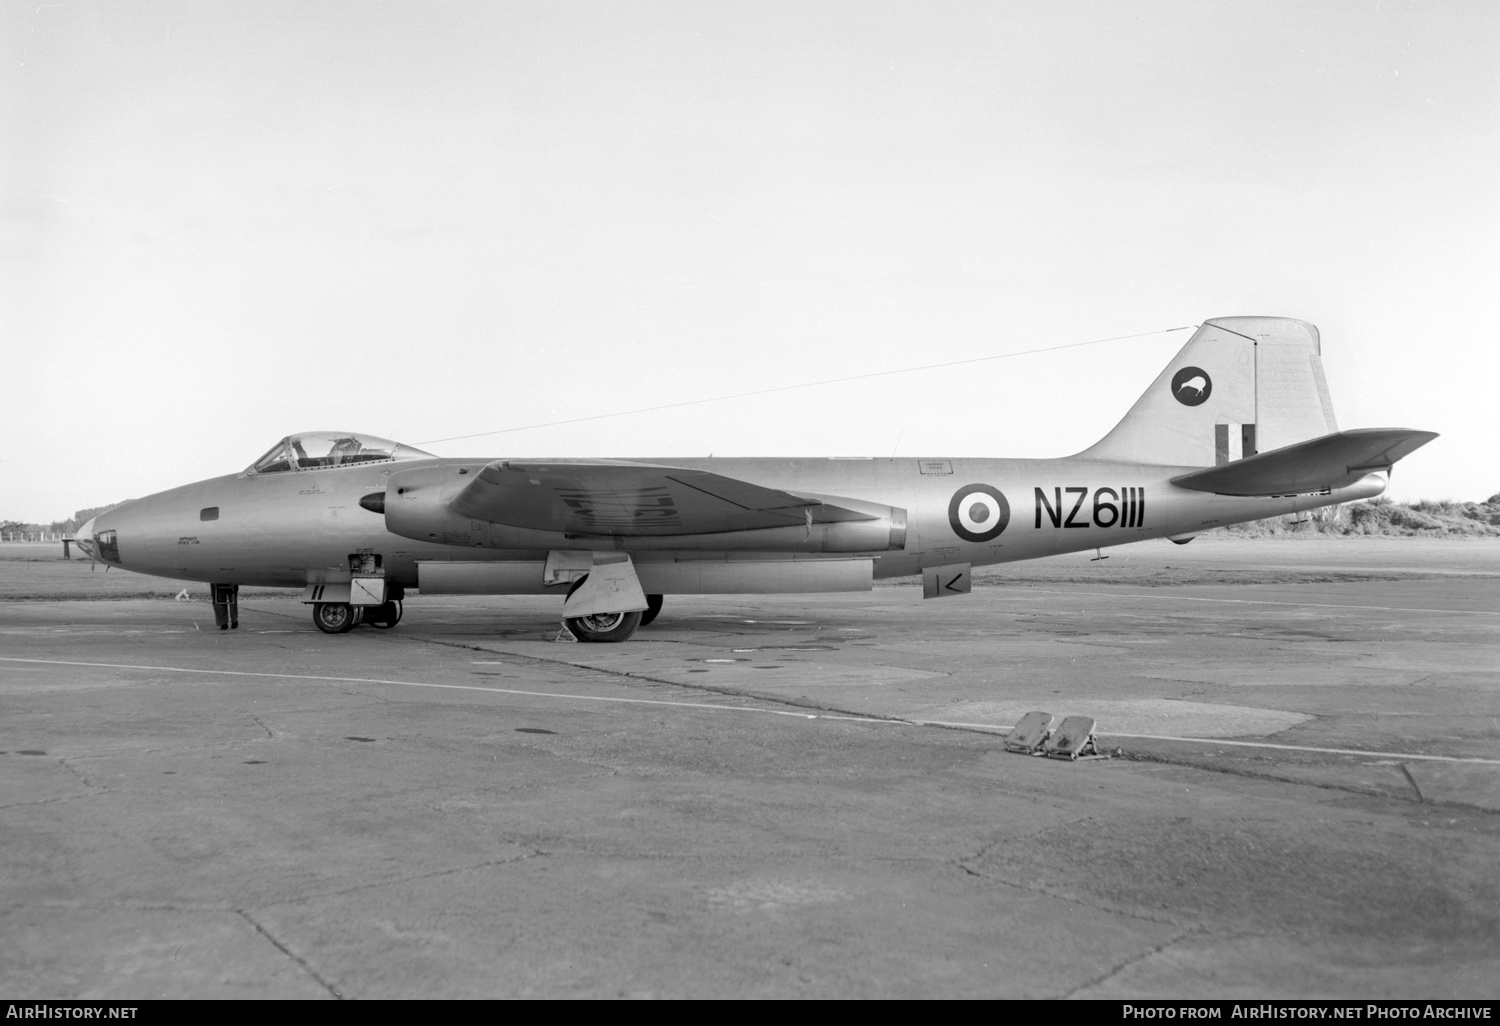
top-left (385, 465), bottom-right (491, 548)
top-left (382, 466), bottom-right (907, 553)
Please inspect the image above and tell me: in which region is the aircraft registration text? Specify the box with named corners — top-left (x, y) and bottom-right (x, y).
top-left (1035, 487), bottom-right (1146, 529)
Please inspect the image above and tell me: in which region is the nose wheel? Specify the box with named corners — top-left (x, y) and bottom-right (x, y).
top-left (312, 601), bottom-right (359, 634)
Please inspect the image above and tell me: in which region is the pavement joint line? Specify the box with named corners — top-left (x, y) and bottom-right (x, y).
top-left (0, 791), bottom-right (112, 811)
top-left (952, 854), bottom-right (1186, 929)
top-left (6, 657), bottom-right (1494, 767)
top-left (1002, 588), bottom-right (1500, 616)
top-left (393, 633), bottom-right (913, 724)
top-left (0, 657), bottom-right (897, 726)
top-left (1063, 927), bottom-right (1201, 999)
top-left (257, 851), bottom-right (547, 905)
top-left (1400, 763), bottom-right (1426, 801)
top-left (29, 901), bottom-right (231, 913)
top-left (236, 908), bottom-right (343, 1000)
top-left (915, 718), bottom-right (1500, 766)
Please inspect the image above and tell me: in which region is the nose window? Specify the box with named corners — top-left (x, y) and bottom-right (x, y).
top-left (98, 530), bottom-right (121, 564)
top-left (200, 507), bottom-right (219, 521)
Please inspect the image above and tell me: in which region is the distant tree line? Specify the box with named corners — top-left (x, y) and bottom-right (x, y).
top-left (1217, 491), bottom-right (1500, 538)
top-left (0, 504), bottom-right (124, 542)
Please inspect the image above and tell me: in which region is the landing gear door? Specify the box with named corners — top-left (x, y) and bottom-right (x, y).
top-left (348, 550), bottom-right (386, 606)
top-left (562, 554), bottom-right (649, 617)
top-left (922, 562), bottom-right (972, 599)
top-left (350, 577), bottom-right (387, 606)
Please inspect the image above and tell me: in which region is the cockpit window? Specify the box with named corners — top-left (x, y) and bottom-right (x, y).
top-left (249, 432), bottom-right (434, 474)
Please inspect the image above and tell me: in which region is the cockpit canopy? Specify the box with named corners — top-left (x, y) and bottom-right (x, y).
top-left (249, 432), bottom-right (435, 474)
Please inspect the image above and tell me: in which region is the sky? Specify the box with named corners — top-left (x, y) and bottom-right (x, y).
top-left (3, 0), bottom-right (1496, 522)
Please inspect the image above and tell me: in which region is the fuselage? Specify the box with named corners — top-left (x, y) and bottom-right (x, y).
top-left (79, 454), bottom-right (1385, 591)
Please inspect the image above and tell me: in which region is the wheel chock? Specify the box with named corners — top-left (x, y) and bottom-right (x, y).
top-left (553, 621), bottom-right (579, 643)
top-left (1004, 711), bottom-right (1053, 755)
top-left (1042, 715), bottom-right (1110, 761)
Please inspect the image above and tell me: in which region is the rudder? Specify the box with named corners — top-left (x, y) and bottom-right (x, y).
top-left (1079, 316), bottom-right (1339, 467)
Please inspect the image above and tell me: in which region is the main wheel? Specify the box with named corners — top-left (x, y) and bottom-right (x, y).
top-left (565, 610), bottom-right (643, 643)
top-left (366, 599), bottom-right (403, 629)
top-left (639, 594), bottom-right (664, 627)
top-left (313, 601), bottom-right (357, 634)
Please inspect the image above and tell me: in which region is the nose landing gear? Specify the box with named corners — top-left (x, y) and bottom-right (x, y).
top-left (312, 601), bottom-right (358, 634)
top-left (210, 584), bottom-right (239, 630)
top-left (303, 571), bottom-right (404, 634)
top-left (364, 600), bottom-right (403, 629)
top-left (311, 596), bottom-right (403, 634)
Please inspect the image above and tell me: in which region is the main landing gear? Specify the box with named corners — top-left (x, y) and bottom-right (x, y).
top-left (561, 594), bottom-right (663, 643)
top-left (564, 610), bottom-right (644, 643)
top-left (311, 599), bottom-right (403, 635)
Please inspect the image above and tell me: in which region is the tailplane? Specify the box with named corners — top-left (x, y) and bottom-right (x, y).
top-left (1170, 428), bottom-right (1438, 496)
top-left (1081, 317), bottom-right (1339, 467)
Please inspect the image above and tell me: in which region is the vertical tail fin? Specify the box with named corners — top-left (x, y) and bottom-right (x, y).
top-left (1080, 316), bottom-right (1339, 467)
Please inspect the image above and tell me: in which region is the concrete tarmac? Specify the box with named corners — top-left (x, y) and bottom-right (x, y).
top-left (2, 540), bottom-right (1497, 998)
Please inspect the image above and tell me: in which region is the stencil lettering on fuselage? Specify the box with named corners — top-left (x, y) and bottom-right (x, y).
top-left (947, 485), bottom-right (1011, 542)
top-left (1034, 487), bottom-right (1146, 529)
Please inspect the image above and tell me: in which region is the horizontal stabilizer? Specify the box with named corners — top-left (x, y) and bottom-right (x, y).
top-left (1169, 428), bottom-right (1438, 496)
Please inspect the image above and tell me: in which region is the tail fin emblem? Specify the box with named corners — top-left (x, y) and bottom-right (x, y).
top-left (1170, 367), bottom-right (1212, 406)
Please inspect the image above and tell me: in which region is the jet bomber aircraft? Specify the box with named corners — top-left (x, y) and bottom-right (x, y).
top-left (74, 317), bottom-right (1436, 642)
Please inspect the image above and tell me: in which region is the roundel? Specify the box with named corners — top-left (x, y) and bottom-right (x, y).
top-left (948, 484), bottom-right (1011, 543)
top-left (1171, 366), bottom-right (1212, 406)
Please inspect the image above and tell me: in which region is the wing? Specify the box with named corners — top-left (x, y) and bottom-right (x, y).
top-left (1170, 428), bottom-right (1438, 497)
top-left (448, 459), bottom-right (881, 537)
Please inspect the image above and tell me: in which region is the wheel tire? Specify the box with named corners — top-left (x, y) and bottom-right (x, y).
top-left (313, 602), bottom-right (357, 634)
top-left (639, 594), bottom-right (664, 627)
top-left (367, 599), bottom-right (403, 629)
top-left (565, 610), bottom-right (643, 643)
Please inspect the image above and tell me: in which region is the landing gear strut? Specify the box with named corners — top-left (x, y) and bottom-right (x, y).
top-left (210, 583), bottom-right (239, 630)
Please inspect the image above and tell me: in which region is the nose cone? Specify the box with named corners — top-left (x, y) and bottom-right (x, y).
top-left (74, 515), bottom-right (98, 560)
